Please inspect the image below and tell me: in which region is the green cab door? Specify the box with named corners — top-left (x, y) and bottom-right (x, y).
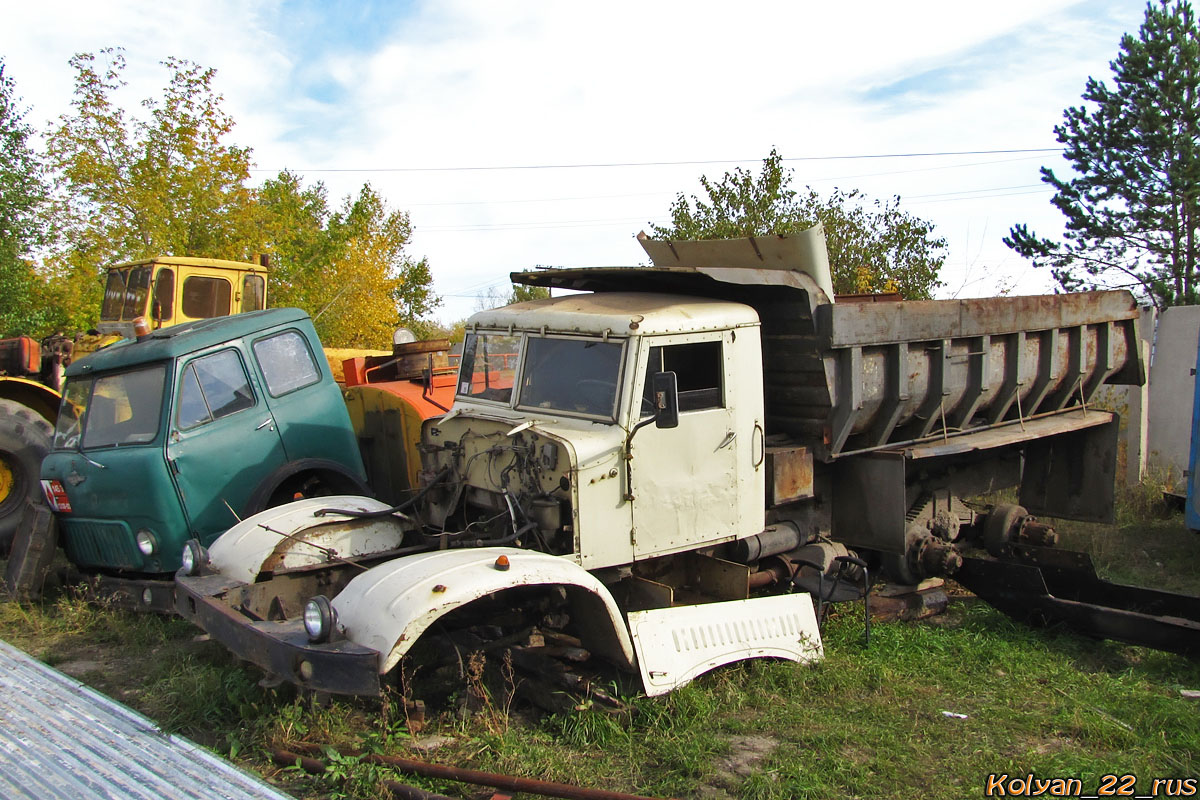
top-left (166, 345), bottom-right (288, 543)
top-left (250, 327), bottom-right (366, 479)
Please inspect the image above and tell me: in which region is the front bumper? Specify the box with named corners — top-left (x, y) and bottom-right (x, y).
top-left (175, 571), bottom-right (382, 696)
top-left (66, 570), bottom-right (178, 614)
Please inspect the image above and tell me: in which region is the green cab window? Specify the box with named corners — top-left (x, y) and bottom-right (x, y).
top-left (252, 330), bottom-right (320, 396)
top-left (177, 349), bottom-right (255, 430)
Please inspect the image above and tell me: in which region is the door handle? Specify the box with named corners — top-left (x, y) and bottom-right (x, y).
top-left (717, 431), bottom-right (736, 450)
top-left (256, 418), bottom-right (275, 431)
top-left (752, 422), bottom-right (764, 468)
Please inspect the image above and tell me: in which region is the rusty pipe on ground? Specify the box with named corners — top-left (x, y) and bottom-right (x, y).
top-left (272, 749), bottom-right (459, 800)
top-left (285, 742), bottom-right (680, 800)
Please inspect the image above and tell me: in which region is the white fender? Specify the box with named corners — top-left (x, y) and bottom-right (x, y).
top-left (331, 547), bottom-right (637, 675)
top-left (207, 495), bottom-right (406, 584)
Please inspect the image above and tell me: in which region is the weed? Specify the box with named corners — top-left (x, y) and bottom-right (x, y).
top-left (1, 474), bottom-right (1198, 799)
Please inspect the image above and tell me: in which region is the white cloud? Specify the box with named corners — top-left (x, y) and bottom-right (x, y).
top-left (2, 0), bottom-right (1150, 325)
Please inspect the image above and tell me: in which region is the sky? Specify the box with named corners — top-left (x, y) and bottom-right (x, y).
top-left (2, 0), bottom-right (1150, 324)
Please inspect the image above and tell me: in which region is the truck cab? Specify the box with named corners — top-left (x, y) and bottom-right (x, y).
top-left (0, 255), bottom-right (270, 560)
top-left (98, 256), bottom-right (268, 339)
top-left (39, 309), bottom-right (367, 589)
top-left (422, 292), bottom-right (766, 570)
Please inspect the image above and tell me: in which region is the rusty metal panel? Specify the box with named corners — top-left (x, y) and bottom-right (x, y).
top-left (636, 227), bottom-right (834, 300)
top-left (0, 639), bottom-right (293, 800)
top-left (766, 445), bottom-right (814, 505)
top-left (831, 451), bottom-right (908, 553)
top-left (900, 410), bottom-right (1115, 460)
top-left (1020, 413), bottom-right (1120, 523)
top-left (816, 291), bottom-right (1138, 348)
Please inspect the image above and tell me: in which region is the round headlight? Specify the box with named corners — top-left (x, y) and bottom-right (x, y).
top-left (304, 596), bottom-right (336, 643)
top-left (135, 529), bottom-right (158, 556)
top-left (181, 539), bottom-right (206, 576)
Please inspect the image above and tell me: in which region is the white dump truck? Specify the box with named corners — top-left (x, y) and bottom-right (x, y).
top-left (177, 227), bottom-right (1195, 701)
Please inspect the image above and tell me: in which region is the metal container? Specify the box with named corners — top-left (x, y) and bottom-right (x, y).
top-left (774, 292), bottom-right (1143, 460)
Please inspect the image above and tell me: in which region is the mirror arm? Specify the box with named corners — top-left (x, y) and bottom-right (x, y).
top-left (622, 416), bottom-right (658, 502)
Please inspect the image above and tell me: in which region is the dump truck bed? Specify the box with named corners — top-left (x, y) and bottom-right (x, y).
top-left (513, 232), bottom-right (1142, 461)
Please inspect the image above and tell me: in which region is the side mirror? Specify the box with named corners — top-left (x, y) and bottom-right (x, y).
top-left (652, 371), bottom-right (679, 429)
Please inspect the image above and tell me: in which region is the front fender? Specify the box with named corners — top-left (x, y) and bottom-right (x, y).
top-left (332, 547), bottom-right (636, 674)
top-left (208, 495), bottom-right (406, 584)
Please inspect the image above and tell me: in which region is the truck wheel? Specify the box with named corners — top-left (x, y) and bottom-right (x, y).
top-left (243, 460), bottom-right (371, 516)
top-left (0, 399), bottom-right (54, 558)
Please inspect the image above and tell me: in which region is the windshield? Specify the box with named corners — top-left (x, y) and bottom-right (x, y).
top-left (458, 333), bottom-right (520, 403)
top-left (121, 265), bottom-right (153, 321)
top-left (519, 337), bottom-right (623, 419)
top-left (100, 270), bottom-right (126, 321)
top-left (53, 365), bottom-right (168, 450)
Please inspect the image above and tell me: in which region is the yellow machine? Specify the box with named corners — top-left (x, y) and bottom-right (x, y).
top-left (0, 256), bottom-right (269, 555)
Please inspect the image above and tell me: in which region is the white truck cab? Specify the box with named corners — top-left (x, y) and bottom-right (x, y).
top-left (426, 292), bottom-right (766, 570)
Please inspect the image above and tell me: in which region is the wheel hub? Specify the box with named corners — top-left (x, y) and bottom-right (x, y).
top-left (0, 454), bottom-right (16, 508)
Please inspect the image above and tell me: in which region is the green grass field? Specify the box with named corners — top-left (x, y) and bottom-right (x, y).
top-left (2, 487), bottom-right (1198, 800)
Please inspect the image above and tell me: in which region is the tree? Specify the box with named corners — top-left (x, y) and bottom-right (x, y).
top-left (650, 149), bottom-right (946, 299)
top-left (255, 170), bottom-right (340, 315)
top-left (510, 284), bottom-right (551, 303)
top-left (1005, 1), bottom-right (1200, 308)
top-left (257, 174), bottom-right (440, 347)
top-left (0, 60), bottom-right (53, 337)
top-left (474, 283), bottom-right (550, 311)
top-left (44, 49), bottom-right (260, 326)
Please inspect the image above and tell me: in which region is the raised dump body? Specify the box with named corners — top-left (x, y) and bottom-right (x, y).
top-left (804, 292), bottom-right (1140, 459)
top-left (514, 228), bottom-right (1143, 462)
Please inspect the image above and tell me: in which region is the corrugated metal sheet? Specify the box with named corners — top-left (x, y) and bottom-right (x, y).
top-left (0, 639), bottom-right (293, 800)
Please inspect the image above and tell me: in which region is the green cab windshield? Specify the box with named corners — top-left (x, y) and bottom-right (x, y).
top-left (54, 365), bottom-right (168, 450)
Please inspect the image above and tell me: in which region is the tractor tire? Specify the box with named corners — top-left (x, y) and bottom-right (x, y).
top-left (0, 399), bottom-right (54, 558)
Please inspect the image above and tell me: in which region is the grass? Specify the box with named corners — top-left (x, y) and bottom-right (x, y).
top-left (1052, 471), bottom-right (1200, 596)
top-left (2, 485), bottom-right (1199, 800)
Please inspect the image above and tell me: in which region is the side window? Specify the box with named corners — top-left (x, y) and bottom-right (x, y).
top-left (176, 349), bottom-right (255, 430)
top-left (642, 340), bottom-right (724, 415)
top-left (242, 274), bottom-right (265, 312)
top-left (152, 268), bottom-right (175, 325)
top-left (181, 276), bottom-right (232, 319)
top-left (252, 330), bottom-right (320, 396)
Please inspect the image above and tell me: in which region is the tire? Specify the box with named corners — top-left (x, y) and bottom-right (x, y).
top-left (243, 459), bottom-right (371, 517)
top-left (0, 399), bottom-right (54, 558)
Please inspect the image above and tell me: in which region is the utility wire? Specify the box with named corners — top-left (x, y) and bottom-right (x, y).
top-left (252, 147), bottom-right (1060, 174)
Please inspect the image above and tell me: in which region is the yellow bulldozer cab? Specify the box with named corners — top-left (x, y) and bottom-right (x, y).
top-left (97, 256), bottom-right (268, 339)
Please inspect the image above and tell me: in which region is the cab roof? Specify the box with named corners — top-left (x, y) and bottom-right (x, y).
top-left (467, 292), bottom-right (759, 336)
top-left (66, 308), bottom-right (310, 376)
top-left (110, 256), bottom-right (269, 272)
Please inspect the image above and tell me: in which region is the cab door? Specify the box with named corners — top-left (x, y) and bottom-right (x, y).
top-left (166, 345), bottom-right (288, 541)
top-left (248, 326), bottom-right (365, 476)
top-left (629, 329), bottom-right (765, 558)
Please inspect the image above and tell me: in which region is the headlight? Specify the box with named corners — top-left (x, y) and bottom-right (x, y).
top-left (135, 529), bottom-right (158, 556)
top-left (304, 596), bottom-right (336, 643)
top-left (181, 539), bottom-right (207, 576)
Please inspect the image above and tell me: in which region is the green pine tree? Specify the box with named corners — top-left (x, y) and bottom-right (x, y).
top-left (1006, 1), bottom-right (1200, 308)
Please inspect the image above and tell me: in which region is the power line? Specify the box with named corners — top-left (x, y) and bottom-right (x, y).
top-left (413, 182), bottom-right (1055, 234)
top-left (251, 148), bottom-right (1060, 175)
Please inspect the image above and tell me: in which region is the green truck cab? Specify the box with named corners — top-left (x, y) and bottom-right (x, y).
top-left (39, 308), bottom-right (367, 602)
